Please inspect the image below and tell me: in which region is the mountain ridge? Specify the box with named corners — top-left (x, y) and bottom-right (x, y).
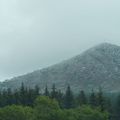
top-left (1, 42), bottom-right (120, 93)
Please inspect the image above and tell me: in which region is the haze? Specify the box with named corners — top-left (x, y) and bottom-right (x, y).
top-left (0, 0), bottom-right (120, 81)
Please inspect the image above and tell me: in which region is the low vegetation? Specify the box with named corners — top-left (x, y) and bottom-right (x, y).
top-left (0, 96), bottom-right (108, 120)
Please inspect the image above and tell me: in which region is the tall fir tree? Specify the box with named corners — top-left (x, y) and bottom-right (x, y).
top-left (105, 98), bottom-right (113, 120)
top-left (27, 88), bottom-right (35, 106)
top-left (77, 90), bottom-right (87, 106)
top-left (34, 85), bottom-right (40, 96)
top-left (6, 88), bottom-right (13, 105)
top-left (13, 89), bottom-right (20, 105)
top-left (56, 90), bottom-right (64, 108)
top-left (64, 85), bottom-right (74, 109)
top-left (115, 94), bottom-right (120, 120)
top-left (44, 85), bottom-right (49, 96)
top-left (51, 84), bottom-right (57, 99)
top-left (96, 87), bottom-right (105, 111)
top-left (0, 91), bottom-right (3, 107)
top-left (20, 82), bottom-right (26, 105)
top-left (89, 89), bottom-right (97, 107)
top-left (2, 90), bottom-right (8, 106)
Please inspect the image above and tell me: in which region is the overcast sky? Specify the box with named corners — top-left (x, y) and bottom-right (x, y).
top-left (0, 0), bottom-right (120, 81)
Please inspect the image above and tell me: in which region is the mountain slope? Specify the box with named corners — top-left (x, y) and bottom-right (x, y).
top-left (1, 43), bottom-right (120, 93)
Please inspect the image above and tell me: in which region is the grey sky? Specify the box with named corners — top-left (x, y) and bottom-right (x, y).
top-left (0, 0), bottom-right (120, 81)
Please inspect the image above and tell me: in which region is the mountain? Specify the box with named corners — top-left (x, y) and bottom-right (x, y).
top-left (1, 42), bottom-right (120, 93)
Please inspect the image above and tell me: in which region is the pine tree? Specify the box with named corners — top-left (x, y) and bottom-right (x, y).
top-left (89, 89), bottom-right (97, 107)
top-left (6, 88), bottom-right (13, 105)
top-left (27, 88), bottom-right (35, 106)
top-left (56, 90), bottom-right (64, 108)
top-left (51, 84), bottom-right (57, 99)
top-left (64, 85), bottom-right (74, 109)
top-left (77, 90), bottom-right (87, 106)
top-left (115, 94), bottom-right (120, 120)
top-left (34, 85), bottom-right (40, 96)
top-left (2, 90), bottom-right (8, 107)
top-left (44, 85), bottom-right (49, 96)
top-left (96, 88), bottom-right (105, 111)
top-left (20, 82), bottom-right (26, 105)
top-left (105, 98), bottom-right (113, 120)
top-left (13, 89), bottom-right (20, 105)
top-left (0, 91), bottom-right (3, 107)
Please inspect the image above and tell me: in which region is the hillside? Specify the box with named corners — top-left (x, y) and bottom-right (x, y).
top-left (1, 43), bottom-right (120, 93)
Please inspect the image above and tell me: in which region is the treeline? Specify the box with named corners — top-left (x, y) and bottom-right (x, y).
top-left (0, 96), bottom-right (108, 120)
top-left (0, 83), bottom-right (120, 120)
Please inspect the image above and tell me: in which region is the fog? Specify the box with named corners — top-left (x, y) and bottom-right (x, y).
top-left (0, 0), bottom-right (120, 81)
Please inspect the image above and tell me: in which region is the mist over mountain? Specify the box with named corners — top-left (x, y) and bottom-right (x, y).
top-left (1, 43), bottom-right (120, 93)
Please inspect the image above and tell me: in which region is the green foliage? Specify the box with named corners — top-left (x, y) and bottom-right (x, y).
top-left (75, 106), bottom-right (109, 120)
top-left (34, 96), bottom-right (60, 110)
top-left (34, 96), bottom-right (61, 120)
top-left (60, 106), bottom-right (109, 120)
top-left (0, 105), bottom-right (33, 120)
top-left (0, 84), bottom-right (115, 120)
top-left (0, 96), bottom-right (109, 120)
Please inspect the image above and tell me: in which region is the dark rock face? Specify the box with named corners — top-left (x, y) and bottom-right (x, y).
top-left (1, 43), bottom-right (120, 93)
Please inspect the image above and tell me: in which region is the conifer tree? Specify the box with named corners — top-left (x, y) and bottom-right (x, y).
top-left (2, 90), bottom-right (8, 107)
top-left (20, 82), bottom-right (26, 105)
top-left (64, 85), bottom-right (74, 109)
top-left (115, 94), bottom-right (120, 120)
top-left (56, 90), bottom-right (64, 108)
top-left (27, 88), bottom-right (35, 106)
top-left (77, 90), bottom-right (87, 106)
top-left (13, 89), bottom-right (20, 105)
top-left (89, 89), bottom-right (97, 107)
top-left (6, 88), bottom-right (13, 105)
top-left (44, 85), bottom-right (49, 96)
top-left (0, 91), bottom-right (3, 107)
top-left (105, 98), bottom-right (113, 120)
top-left (96, 87), bottom-right (105, 111)
top-left (51, 84), bottom-right (57, 99)
top-left (34, 85), bottom-right (40, 96)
